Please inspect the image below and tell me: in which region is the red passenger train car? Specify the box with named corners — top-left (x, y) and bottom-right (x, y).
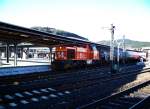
top-left (52, 44), bottom-right (100, 70)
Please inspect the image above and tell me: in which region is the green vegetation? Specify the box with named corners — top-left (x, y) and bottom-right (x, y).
top-left (98, 39), bottom-right (150, 48)
top-left (31, 26), bottom-right (88, 41)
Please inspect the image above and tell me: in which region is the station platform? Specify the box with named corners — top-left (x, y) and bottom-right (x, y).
top-left (0, 58), bottom-right (51, 77)
top-left (0, 58), bottom-right (50, 67)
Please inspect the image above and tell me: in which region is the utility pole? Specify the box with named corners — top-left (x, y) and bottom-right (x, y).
top-left (101, 24), bottom-right (116, 73)
top-left (110, 24), bottom-right (115, 73)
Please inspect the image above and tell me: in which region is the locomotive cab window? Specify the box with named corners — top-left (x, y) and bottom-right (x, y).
top-left (67, 49), bottom-right (75, 59)
top-left (91, 45), bottom-right (97, 51)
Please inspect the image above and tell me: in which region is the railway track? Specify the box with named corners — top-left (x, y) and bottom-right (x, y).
top-left (51, 66), bottom-right (150, 91)
top-left (0, 87), bottom-right (73, 109)
top-left (63, 67), bottom-right (150, 108)
top-left (0, 66), bottom-right (108, 85)
top-left (0, 63), bottom-right (141, 85)
top-left (77, 80), bottom-right (150, 109)
top-left (0, 66), bottom-right (109, 94)
top-left (1, 71), bottom-right (149, 109)
top-left (0, 64), bottom-right (148, 94)
top-left (0, 65), bottom-right (149, 108)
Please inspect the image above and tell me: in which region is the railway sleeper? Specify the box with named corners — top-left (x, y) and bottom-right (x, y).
top-left (2, 91), bottom-right (73, 109)
top-left (5, 95), bottom-right (67, 109)
top-left (114, 99), bottom-right (135, 105)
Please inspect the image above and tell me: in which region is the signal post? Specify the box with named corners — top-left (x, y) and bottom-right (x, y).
top-left (110, 24), bottom-right (115, 73)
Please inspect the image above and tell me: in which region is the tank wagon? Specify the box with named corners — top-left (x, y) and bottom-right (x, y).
top-left (125, 50), bottom-right (148, 63)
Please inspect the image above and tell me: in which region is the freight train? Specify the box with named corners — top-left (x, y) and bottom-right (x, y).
top-left (51, 44), bottom-right (148, 70)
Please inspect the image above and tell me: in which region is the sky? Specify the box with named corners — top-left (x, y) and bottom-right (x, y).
top-left (0, 0), bottom-right (150, 42)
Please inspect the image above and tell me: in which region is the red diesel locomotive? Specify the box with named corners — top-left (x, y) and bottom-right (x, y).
top-left (51, 44), bottom-right (100, 70)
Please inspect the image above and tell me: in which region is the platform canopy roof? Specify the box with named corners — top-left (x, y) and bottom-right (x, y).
top-left (0, 22), bottom-right (92, 46)
top-left (0, 21), bottom-right (110, 49)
